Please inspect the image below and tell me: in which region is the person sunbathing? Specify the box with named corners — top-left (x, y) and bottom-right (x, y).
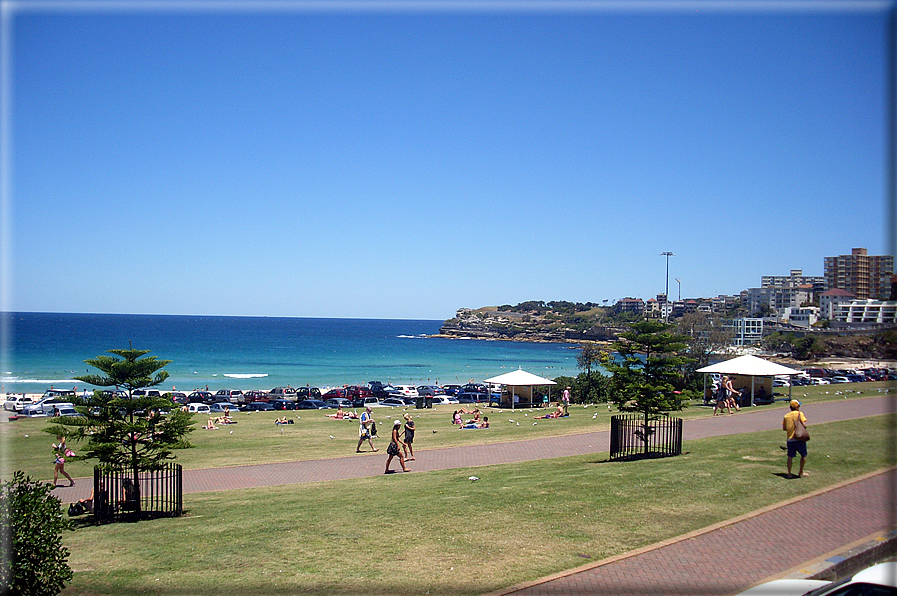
top-left (205, 418), bottom-right (218, 430)
top-left (535, 406), bottom-right (566, 419)
top-left (275, 416), bottom-right (293, 425)
top-left (460, 417), bottom-right (489, 429)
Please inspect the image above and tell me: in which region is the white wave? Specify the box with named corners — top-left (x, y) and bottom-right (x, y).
top-left (224, 373), bottom-right (269, 379)
top-left (0, 378), bottom-right (80, 384)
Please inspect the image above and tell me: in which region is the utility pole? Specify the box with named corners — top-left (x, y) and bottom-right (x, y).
top-left (660, 252), bottom-right (674, 301)
top-left (675, 277), bottom-right (681, 301)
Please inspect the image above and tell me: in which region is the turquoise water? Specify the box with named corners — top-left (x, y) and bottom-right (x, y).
top-left (2, 313), bottom-right (581, 394)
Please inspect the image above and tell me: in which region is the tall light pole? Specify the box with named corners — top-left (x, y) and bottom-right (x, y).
top-left (660, 252), bottom-right (674, 302)
top-left (675, 277), bottom-right (681, 301)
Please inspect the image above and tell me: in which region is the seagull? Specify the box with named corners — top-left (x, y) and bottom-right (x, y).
top-left (592, 414), bottom-right (597, 419)
top-left (329, 435), bottom-right (334, 439)
top-left (533, 422), bottom-right (537, 425)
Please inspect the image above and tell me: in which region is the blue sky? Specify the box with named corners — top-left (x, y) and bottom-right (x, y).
top-left (4, 1), bottom-right (893, 319)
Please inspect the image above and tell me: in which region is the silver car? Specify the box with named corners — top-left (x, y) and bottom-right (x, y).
top-left (23, 398), bottom-right (75, 416)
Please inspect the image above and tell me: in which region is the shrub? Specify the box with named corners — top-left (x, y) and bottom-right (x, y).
top-left (0, 471), bottom-right (73, 596)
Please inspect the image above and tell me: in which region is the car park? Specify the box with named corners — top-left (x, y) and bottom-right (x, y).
top-left (379, 397), bottom-right (406, 407)
top-left (735, 561), bottom-right (896, 595)
top-left (243, 401), bottom-right (275, 411)
top-left (187, 403), bottom-right (211, 414)
top-left (296, 399), bottom-right (330, 409)
top-left (210, 402), bottom-right (239, 413)
top-left (324, 397), bottom-right (353, 409)
top-left (269, 399), bottom-right (297, 410)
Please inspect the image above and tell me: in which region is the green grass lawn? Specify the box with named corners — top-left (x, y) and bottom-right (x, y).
top-left (56, 413), bottom-right (895, 596)
top-left (4, 381), bottom-right (891, 482)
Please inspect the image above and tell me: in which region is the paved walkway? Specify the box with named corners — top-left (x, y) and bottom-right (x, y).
top-left (54, 395), bottom-right (896, 595)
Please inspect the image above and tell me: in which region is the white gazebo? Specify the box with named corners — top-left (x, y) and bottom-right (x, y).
top-left (484, 368), bottom-right (557, 409)
top-left (696, 355), bottom-right (801, 406)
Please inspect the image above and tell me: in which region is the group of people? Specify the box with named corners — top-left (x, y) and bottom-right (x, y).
top-left (452, 408), bottom-right (481, 425)
top-left (326, 406), bottom-right (359, 419)
top-left (354, 406), bottom-right (416, 473)
top-left (713, 375), bottom-right (742, 415)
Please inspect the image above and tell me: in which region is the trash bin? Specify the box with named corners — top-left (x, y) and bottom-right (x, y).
top-left (425, 397), bottom-right (433, 409)
top-left (415, 397), bottom-right (424, 409)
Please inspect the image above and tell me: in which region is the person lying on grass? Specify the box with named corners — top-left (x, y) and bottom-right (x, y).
top-left (535, 406), bottom-right (567, 419)
top-left (460, 417), bottom-right (489, 429)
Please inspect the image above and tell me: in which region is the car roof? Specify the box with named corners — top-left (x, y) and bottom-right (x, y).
top-left (851, 562), bottom-right (897, 586)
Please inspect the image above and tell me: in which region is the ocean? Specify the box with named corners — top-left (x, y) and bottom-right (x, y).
top-left (1, 312), bottom-right (581, 395)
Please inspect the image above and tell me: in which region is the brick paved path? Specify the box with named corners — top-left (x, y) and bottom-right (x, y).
top-left (489, 468), bottom-right (896, 596)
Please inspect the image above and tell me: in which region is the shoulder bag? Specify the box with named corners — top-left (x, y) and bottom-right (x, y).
top-left (793, 413), bottom-right (809, 442)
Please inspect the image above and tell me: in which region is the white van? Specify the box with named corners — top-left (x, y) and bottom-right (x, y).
top-left (187, 403), bottom-right (211, 414)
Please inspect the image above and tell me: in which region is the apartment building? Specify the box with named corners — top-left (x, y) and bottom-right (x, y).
top-left (824, 248), bottom-right (895, 300)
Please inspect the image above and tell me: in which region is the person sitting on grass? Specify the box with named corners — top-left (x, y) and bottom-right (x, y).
top-left (452, 411), bottom-right (463, 425)
top-left (275, 416), bottom-right (293, 425)
top-left (535, 406), bottom-right (566, 419)
top-left (204, 418), bottom-right (218, 430)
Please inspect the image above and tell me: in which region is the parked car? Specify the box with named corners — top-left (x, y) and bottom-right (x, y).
top-left (269, 399), bottom-right (297, 410)
top-left (163, 391), bottom-right (189, 405)
top-left (188, 391), bottom-right (215, 404)
top-left (772, 379), bottom-right (790, 387)
top-left (431, 396), bottom-right (457, 406)
top-left (324, 397), bottom-right (353, 409)
top-left (457, 392), bottom-right (489, 404)
top-left (210, 402), bottom-right (239, 413)
top-left (243, 390), bottom-right (269, 402)
top-left (214, 389), bottom-right (244, 404)
top-left (40, 389), bottom-right (77, 400)
top-left (810, 378), bottom-right (831, 385)
top-left (187, 403), bottom-right (211, 414)
top-left (831, 376), bottom-right (851, 384)
top-left (244, 401), bottom-right (275, 411)
top-left (4, 394), bottom-right (36, 412)
top-left (368, 381), bottom-right (400, 399)
top-left (345, 386), bottom-right (373, 400)
top-left (416, 385), bottom-right (443, 397)
top-left (379, 397), bottom-right (406, 407)
top-left (268, 387), bottom-right (298, 400)
top-left (322, 388), bottom-right (348, 400)
top-left (23, 397), bottom-right (75, 416)
top-left (296, 387), bottom-right (322, 399)
top-left (735, 562), bottom-right (896, 595)
top-left (356, 396), bottom-right (381, 408)
top-left (296, 399), bottom-right (330, 410)
top-left (131, 389), bottom-right (162, 398)
top-left (442, 384), bottom-right (463, 396)
top-left (394, 385), bottom-right (419, 398)
top-left (55, 405), bottom-right (79, 417)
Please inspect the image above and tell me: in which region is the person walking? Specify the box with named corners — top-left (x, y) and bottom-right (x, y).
top-left (356, 406), bottom-right (378, 453)
top-left (713, 376), bottom-right (733, 416)
top-left (782, 400), bottom-right (808, 479)
top-left (384, 419), bottom-right (410, 473)
top-left (402, 413), bottom-right (416, 461)
top-left (52, 435), bottom-right (75, 487)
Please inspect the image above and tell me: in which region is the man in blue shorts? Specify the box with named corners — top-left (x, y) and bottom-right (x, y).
top-left (782, 400), bottom-right (808, 478)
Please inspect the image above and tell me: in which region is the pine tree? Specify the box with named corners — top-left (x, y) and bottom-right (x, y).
top-left (45, 347), bottom-right (195, 513)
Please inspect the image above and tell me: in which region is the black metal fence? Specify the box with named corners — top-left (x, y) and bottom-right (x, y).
top-left (93, 463), bottom-right (183, 522)
top-left (609, 414), bottom-right (683, 461)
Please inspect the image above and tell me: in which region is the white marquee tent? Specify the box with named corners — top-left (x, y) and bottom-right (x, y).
top-left (696, 355), bottom-right (801, 405)
top-left (484, 368), bottom-right (557, 409)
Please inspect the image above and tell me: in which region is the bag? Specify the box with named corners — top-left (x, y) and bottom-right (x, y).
top-left (68, 502), bottom-right (84, 516)
top-left (793, 414), bottom-right (810, 442)
top-left (65, 449), bottom-right (75, 457)
top-left (370, 421), bottom-right (378, 437)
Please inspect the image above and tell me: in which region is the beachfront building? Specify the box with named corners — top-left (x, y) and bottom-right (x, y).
top-left (782, 306), bottom-right (819, 328)
top-left (824, 248), bottom-right (895, 300)
top-left (835, 299), bottom-right (897, 325)
top-left (819, 288), bottom-right (856, 320)
top-left (725, 317), bottom-right (764, 346)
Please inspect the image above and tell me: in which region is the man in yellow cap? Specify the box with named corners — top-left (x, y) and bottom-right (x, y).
top-left (782, 400), bottom-right (808, 478)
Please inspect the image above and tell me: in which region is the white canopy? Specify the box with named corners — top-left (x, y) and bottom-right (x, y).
top-left (484, 369), bottom-right (557, 386)
top-left (696, 355), bottom-right (801, 376)
top-left (484, 368), bottom-right (556, 409)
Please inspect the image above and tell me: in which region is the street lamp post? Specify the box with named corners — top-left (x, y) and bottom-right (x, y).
top-left (660, 252), bottom-right (674, 302)
top-left (675, 277), bottom-right (681, 301)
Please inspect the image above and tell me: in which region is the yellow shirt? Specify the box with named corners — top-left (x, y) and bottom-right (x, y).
top-left (783, 410), bottom-right (807, 440)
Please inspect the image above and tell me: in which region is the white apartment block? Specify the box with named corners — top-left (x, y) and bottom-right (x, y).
top-left (835, 300), bottom-right (897, 324)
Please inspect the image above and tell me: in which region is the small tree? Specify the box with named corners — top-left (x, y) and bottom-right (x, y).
top-left (0, 471), bottom-right (73, 595)
top-left (45, 348), bottom-right (194, 514)
top-left (602, 320), bottom-right (692, 455)
top-left (576, 343), bottom-right (606, 402)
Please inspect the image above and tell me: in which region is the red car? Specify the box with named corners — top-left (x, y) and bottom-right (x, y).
top-left (321, 388), bottom-right (348, 399)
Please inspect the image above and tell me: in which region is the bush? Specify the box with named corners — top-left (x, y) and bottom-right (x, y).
top-left (0, 471), bottom-right (73, 596)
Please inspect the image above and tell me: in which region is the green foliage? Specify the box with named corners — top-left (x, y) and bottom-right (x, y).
top-left (602, 320), bottom-right (692, 420)
top-left (576, 343), bottom-right (607, 402)
top-left (0, 471), bottom-right (72, 596)
top-left (44, 348), bottom-right (195, 474)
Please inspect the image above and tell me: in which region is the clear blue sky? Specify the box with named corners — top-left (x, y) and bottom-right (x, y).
top-left (4, 1), bottom-right (893, 319)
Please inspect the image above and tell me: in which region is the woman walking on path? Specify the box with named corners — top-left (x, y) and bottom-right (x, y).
top-left (713, 376), bottom-right (733, 416)
top-left (385, 420), bottom-right (410, 473)
top-left (52, 435), bottom-right (75, 487)
top-left (402, 413), bottom-right (415, 461)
